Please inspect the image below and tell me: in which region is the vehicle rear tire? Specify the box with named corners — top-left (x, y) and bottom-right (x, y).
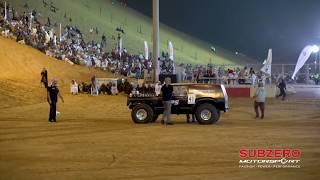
top-left (195, 103), bottom-right (219, 125)
top-left (131, 104), bottom-right (154, 124)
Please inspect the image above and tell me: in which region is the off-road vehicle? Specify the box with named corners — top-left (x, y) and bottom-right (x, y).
top-left (127, 83), bottom-right (228, 125)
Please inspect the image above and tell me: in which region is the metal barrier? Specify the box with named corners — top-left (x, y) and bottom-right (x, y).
top-left (131, 63), bottom-right (320, 85)
top-left (187, 63), bottom-right (320, 85)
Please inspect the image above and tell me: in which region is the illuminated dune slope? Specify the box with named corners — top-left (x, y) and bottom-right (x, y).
top-left (0, 37), bottom-right (111, 108)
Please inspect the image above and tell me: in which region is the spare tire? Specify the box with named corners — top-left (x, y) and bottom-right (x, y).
top-left (195, 103), bottom-right (219, 125)
top-left (131, 104), bottom-right (154, 124)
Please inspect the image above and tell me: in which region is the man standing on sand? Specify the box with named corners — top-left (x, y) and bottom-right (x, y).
top-left (253, 81), bottom-right (266, 119)
top-left (47, 79), bottom-right (64, 122)
top-left (277, 79), bottom-right (286, 101)
top-left (161, 77), bottom-right (174, 125)
top-left (40, 67), bottom-right (48, 88)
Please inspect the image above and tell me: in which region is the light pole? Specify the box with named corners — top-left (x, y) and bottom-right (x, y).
top-left (4, 1), bottom-right (7, 21)
top-left (312, 45), bottom-right (319, 74)
top-left (314, 52), bottom-right (317, 74)
top-left (318, 50), bottom-right (320, 74)
top-left (152, 0), bottom-right (160, 82)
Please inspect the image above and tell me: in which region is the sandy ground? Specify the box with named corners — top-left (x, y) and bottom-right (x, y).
top-left (0, 37), bottom-right (320, 180)
top-left (0, 90), bottom-right (319, 180)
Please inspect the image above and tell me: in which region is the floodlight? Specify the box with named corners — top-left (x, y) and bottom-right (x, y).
top-left (312, 45), bottom-right (319, 53)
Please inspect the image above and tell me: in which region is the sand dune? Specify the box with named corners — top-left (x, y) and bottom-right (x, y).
top-left (0, 37), bottom-right (111, 108)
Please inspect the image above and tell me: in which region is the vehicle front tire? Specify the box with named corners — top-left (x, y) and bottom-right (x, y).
top-left (131, 104), bottom-right (154, 124)
top-left (195, 103), bottom-right (219, 125)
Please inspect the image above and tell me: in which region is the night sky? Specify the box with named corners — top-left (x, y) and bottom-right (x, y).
top-left (127, 0), bottom-right (320, 63)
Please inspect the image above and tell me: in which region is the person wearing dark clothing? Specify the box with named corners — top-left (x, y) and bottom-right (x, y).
top-left (161, 77), bottom-right (174, 125)
top-left (99, 83), bottom-right (107, 94)
top-left (141, 83), bottom-right (148, 94)
top-left (25, 14), bottom-right (29, 25)
top-left (123, 79), bottom-right (132, 94)
top-left (117, 80), bottom-right (124, 93)
top-left (136, 84), bottom-right (143, 93)
top-left (101, 34), bottom-right (107, 48)
top-left (47, 80), bottom-right (64, 122)
top-left (47, 17), bottom-right (51, 26)
top-left (277, 79), bottom-right (286, 101)
top-left (146, 84), bottom-right (153, 94)
top-left (41, 67), bottom-right (48, 88)
top-left (16, 31), bottom-right (24, 42)
top-left (106, 82), bottom-right (112, 95)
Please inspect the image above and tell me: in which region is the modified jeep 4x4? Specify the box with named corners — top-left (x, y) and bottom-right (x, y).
top-left (127, 83), bottom-right (228, 125)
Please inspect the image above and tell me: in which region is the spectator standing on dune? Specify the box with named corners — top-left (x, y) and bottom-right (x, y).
top-left (47, 79), bottom-right (64, 123)
top-left (40, 67), bottom-right (48, 88)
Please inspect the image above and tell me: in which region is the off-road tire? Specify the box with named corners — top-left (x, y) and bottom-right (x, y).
top-left (131, 104), bottom-right (154, 124)
top-left (195, 103), bottom-right (219, 125)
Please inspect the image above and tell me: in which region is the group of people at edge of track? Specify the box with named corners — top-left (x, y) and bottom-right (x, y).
top-left (41, 67), bottom-right (64, 123)
top-left (160, 77), bottom-right (287, 125)
top-left (40, 68), bottom-right (287, 124)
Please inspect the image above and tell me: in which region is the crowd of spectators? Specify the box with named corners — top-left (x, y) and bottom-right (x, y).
top-left (0, 2), bottom-right (253, 85)
top-left (177, 63), bottom-right (264, 85)
top-left (0, 2), bottom-right (158, 80)
top-left (2, 2), bottom-right (303, 91)
top-left (69, 78), bottom-right (136, 96)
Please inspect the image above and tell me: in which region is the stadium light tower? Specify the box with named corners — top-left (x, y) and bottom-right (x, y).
top-left (312, 45), bottom-right (320, 73)
top-left (152, 0), bottom-right (160, 82)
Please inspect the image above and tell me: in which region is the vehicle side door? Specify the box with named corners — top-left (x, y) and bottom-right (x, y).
top-left (171, 85), bottom-right (190, 113)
